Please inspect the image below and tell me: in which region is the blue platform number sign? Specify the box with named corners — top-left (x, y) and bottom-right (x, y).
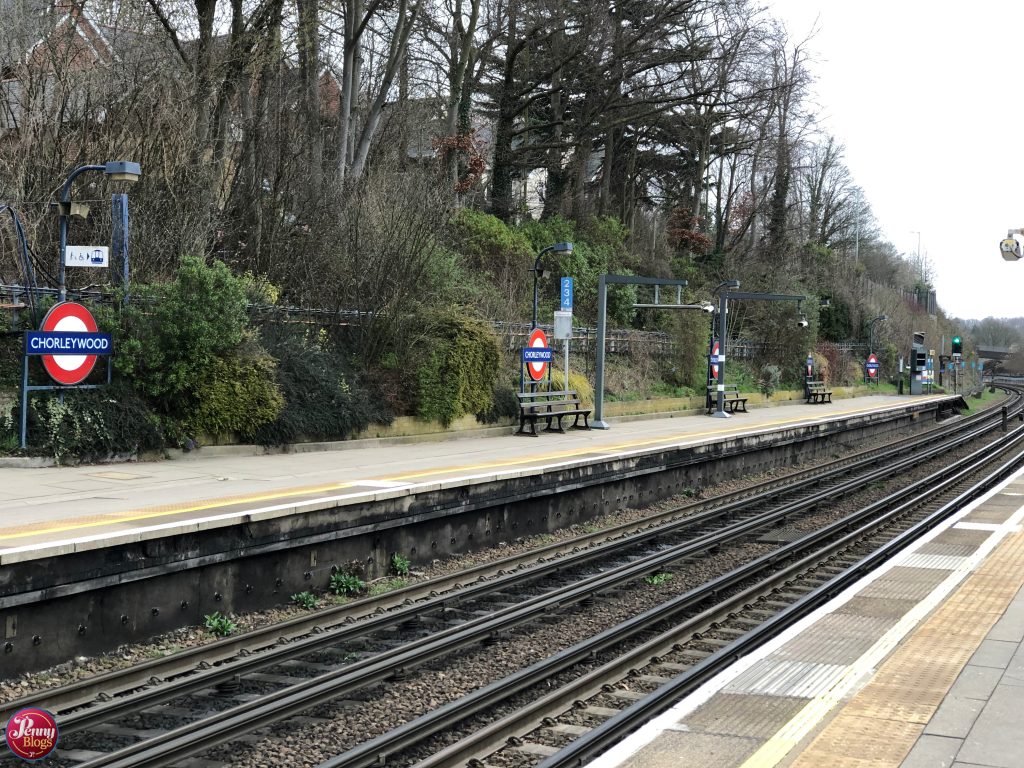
top-left (560, 277), bottom-right (573, 312)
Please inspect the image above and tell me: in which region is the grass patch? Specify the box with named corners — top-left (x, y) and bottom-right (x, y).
top-left (203, 612), bottom-right (237, 637)
top-left (644, 572), bottom-right (674, 586)
top-left (369, 578), bottom-right (408, 595)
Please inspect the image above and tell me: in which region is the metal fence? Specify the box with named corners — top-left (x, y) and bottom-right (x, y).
top-left (3, 282), bottom-right (873, 365)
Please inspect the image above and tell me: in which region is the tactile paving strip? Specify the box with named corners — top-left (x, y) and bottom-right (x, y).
top-left (924, 527), bottom-right (991, 549)
top-left (856, 565), bottom-right (951, 601)
top-left (786, 527), bottom-right (1024, 768)
top-left (724, 660), bottom-right (847, 698)
top-left (770, 613), bottom-right (896, 665)
top-left (896, 552), bottom-right (968, 570)
top-left (914, 538), bottom-right (983, 558)
top-left (685, 694), bottom-right (808, 740)
top-left (832, 595), bottom-right (918, 620)
top-left (960, 504), bottom-right (1017, 524)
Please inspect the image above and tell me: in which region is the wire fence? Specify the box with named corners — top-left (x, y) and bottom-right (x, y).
top-left (2, 283), bottom-right (876, 371)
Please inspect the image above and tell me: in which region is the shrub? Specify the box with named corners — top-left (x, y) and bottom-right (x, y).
top-left (390, 552), bottom-right (411, 577)
top-left (203, 612), bottom-right (237, 637)
top-left (449, 208), bottom-right (532, 271)
top-left (416, 310), bottom-right (501, 426)
top-left (27, 383), bottom-right (164, 463)
top-left (477, 381), bottom-right (519, 424)
top-left (189, 344), bottom-right (284, 439)
top-left (249, 324), bottom-right (390, 445)
top-left (549, 368), bottom-right (595, 406)
top-left (291, 591), bottom-right (319, 610)
top-left (758, 364), bottom-right (782, 399)
top-left (329, 572), bottom-right (366, 597)
top-left (115, 256), bottom-right (248, 401)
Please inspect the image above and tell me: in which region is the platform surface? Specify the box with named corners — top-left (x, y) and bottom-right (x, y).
top-left (0, 394), bottom-right (947, 562)
top-left (589, 426), bottom-right (1024, 768)
top-left (0, 397), bottom-right (950, 565)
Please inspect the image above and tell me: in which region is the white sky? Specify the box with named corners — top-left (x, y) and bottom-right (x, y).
top-left (766, 1), bottom-right (1024, 321)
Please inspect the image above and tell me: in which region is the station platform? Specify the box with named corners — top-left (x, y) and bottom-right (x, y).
top-left (590, 434), bottom-right (1024, 768)
top-left (0, 393), bottom-right (955, 565)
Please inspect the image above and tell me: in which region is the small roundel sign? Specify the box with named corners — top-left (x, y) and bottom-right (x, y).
top-left (39, 302), bottom-right (101, 385)
top-left (5, 707), bottom-right (59, 760)
top-left (527, 328), bottom-right (549, 382)
top-left (867, 353), bottom-right (879, 379)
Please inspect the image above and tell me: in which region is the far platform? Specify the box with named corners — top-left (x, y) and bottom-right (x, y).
top-left (0, 393), bottom-right (960, 564)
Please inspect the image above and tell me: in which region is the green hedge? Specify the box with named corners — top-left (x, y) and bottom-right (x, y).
top-left (417, 311), bottom-right (501, 426)
top-left (248, 324), bottom-right (391, 445)
top-left (25, 383), bottom-right (164, 463)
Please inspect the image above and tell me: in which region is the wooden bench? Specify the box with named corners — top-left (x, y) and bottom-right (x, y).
top-left (516, 389), bottom-right (592, 436)
top-left (706, 385), bottom-right (748, 414)
top-left (806, 380), bottom-right (832, 404)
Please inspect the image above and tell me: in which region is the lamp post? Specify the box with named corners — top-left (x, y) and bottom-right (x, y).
top-left (0, 204), bottom-right (38, 324)
top-left (911, 230), bottom-right (922, 280)
top-left (57, 161), bottom-right (141, 301)
top-left (710, 280), bottom-right (740, 418)
top-left (868, 314), bottom-right (887, 356)
top-left (531, 241), bottom-right (573, 328)
top-left (710, 281), bottom-right (807, 418)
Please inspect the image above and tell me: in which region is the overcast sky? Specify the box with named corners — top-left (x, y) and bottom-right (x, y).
top-left (765, 1), bottom-right (1024, 321)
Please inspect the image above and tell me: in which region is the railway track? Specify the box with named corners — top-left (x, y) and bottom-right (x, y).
top-left (4, 390), bottom-right (1020, 768)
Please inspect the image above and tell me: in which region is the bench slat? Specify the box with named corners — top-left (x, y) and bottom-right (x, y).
top-left (806, 380), bottom-right (832, 405)
top-left (517, 389), bottom-right (592, 436)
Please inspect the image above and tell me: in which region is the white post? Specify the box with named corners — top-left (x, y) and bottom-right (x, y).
top-left (564, 339), bottom-right (569, 391)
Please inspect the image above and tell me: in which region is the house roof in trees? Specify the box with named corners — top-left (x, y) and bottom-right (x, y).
top-left (1, 0), bottom-right (188, 78)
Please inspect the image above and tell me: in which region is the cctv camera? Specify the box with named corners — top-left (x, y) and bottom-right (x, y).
top-left (701, 303), bottom-right (715, 314)
top-left (797, 317), bottom-right (809, 329)
top-left (1000, 238), bottom-right (1021, 262)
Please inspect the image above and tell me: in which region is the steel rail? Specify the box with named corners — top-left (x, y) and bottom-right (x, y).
top-left (15, 392), bottom-right (1005, 727)
top-left (316, 416), bottom-right (1024, 768)
top-left (538, 425), bottom-right (1024, 767)
top-left (72, 397), bottom-right (1020, 767)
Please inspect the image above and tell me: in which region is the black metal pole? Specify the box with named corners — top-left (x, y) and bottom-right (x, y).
top-left (19, 343), bottom-right (28, 449)
top-left (715, 293), bottom-right (727, 417)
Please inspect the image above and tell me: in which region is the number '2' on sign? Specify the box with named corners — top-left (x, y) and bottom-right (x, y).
top-left (560, 277), bottom-right (573, 311)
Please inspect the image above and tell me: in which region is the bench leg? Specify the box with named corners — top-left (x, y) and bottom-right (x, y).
top-left (517, 415), bottom-right (540, 436)
top-left (545, 415), bottom-right (566, 433)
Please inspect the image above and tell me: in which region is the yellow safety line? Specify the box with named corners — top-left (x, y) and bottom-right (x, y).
top-left (0, 399), bottom-right (936, 545)
top-left (737, 496), bottom-right (1024, 768)
top-left (389, 401), bottom-right (915, 481)
top-left (0, 481), bottom-right (356, 541)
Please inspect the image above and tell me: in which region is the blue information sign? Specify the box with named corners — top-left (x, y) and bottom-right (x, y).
top-left (25, 331), bottom-right (112, 355)
top-left (522, 347), bottom-right (552, 363)
top-left (560, 277), bottom-right (573, 311)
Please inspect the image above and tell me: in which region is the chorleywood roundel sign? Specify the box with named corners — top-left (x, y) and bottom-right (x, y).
top-left (26, 302), bottom-right (112, 385)
top-left (525, 328), bottom-right (551, 382)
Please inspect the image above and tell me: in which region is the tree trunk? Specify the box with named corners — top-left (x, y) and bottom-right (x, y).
top-left (350, 0), bottom-right (417, 179)
top-left (296, 0), bottom-right (323, 201)
top-left (191, 0), bottom-right (217, 159)
top-left (541, 65), bottom-right (566, 219)
top-left (444, 0), bottom-right (480, 187)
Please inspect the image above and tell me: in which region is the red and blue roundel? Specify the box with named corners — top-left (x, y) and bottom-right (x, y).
top-left (39, 302), bottom-right (101, 385)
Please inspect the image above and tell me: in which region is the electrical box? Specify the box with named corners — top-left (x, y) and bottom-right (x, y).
top-left (553, 310), bottom-right (573, 339)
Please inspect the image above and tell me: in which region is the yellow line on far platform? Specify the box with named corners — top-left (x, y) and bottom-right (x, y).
top-left (0, 399), bottom-right (928, 545)
top-left (0, 481), bottom-right (357, 542)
